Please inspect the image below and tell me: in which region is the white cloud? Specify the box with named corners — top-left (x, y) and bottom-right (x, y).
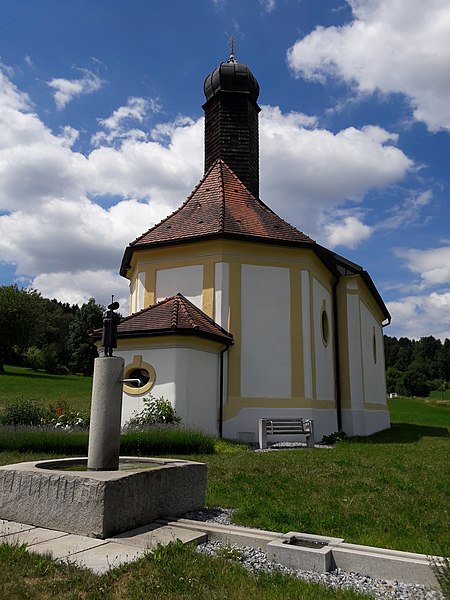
top-left (396, 245), bottom-right (450, 288)
top-left (324, 216), bottom-right (372, 249)
top-left (387, 291), bottom-right (450, 339)
top-left (32, 270), bottom-right (129, 310)
top-left (0, 68), bottom-right (415, 304)
top-left (376, 190), bottom-right (432, 232)
top-left (259, 106), bottom-right (413, 239)
top-left (47, 68), bottom-right (104, 109)
top-left (386, 243), bottom-right (450, 339)
top-left (92, 97), bottom-right (161, 146)
top-left (287, 0), bottom-right (450, 132)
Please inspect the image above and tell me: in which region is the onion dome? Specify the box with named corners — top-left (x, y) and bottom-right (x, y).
top-left (203, 51), bottom-right (260, 103)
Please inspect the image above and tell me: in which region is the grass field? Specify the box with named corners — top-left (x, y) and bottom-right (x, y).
top-left (0, 365), bottom-right (92, 412)
top-left (0, 370), bottom-right (448, 598)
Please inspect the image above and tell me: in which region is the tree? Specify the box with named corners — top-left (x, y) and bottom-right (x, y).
top-left (402, 366), bottom-right (431, 398)
top-left (385, 366), bottom-right (404, 394)
top-left (67, 299), bottom-right (104, 375)
top-left (0, 285), bottom-right (43, 372)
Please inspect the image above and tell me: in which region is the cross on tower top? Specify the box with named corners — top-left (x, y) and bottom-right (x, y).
top-left (228, 36), bottom-right (237, 63)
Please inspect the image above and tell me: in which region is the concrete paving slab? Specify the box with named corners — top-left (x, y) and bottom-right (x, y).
top-left (0, 519), bottom-right (36, 536)
top-left (109, 523), bottom-right (207, 549)
top-left (0, 527), bottom-right (68, 547)
top-left (64, 541), bottom-right (147, 574)
top-left (30, 533), bottom-right (108, 560)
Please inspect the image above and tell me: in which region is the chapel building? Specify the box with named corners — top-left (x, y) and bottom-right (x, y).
top-left (114, 52), bottom-right (391, 442)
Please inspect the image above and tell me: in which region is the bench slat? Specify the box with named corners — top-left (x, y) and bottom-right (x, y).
top-left (259, 417), bottom-right (315, 450)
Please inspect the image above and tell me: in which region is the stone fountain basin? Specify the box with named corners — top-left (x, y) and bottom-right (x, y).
top-left (0, 457), bottom-right (206, 539)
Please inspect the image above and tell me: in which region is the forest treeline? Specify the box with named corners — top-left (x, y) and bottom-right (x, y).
top-left (384, 335), bottom-right (450, 397)
top-left (2, 284), bottom-right (449, 394)
top-left (0, 285), bottom-right (104, 375)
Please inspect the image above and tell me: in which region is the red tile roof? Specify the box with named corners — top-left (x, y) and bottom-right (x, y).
top-left (114, 293), bottom-right (233, 345)
top-left (120, 159), bottom-right (315, 275)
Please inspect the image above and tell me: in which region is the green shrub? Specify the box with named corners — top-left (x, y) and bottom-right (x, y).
top-left (0, 397), bottom-right (47, 426)
top-left (24, 347), bottom-right (44, 372)
top-left (120, 427), bottom-right (216, 455)
top-left (125, 394), bottom-right (181, 428)
top-left (0, 426), bottom-right (215, 455)
top-left (321, 431), bottom-right (347, 445)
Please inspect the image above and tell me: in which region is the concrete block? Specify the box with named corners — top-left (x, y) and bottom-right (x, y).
top-left (0, 519), bottom-right (36, 536)
top-left (29, 534), bottom-right (107, 559)
top-left (109, 522), bottom-right (207, 549)
top-left (63, 541), bottom-right (146, 574)
top-left (332, 543), bottom-right (439, 587)
top-left (161, 518), bottom-right (283, 550)
top-left (267, 532), bottom-right (344, 573)
top-left (0, 526), bottom-right (68, 547)
top-left (0, 457), bottom-right (207, 539)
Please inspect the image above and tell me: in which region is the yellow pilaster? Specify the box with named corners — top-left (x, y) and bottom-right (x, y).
top-left (290, 268), bottom-right (304, 399)
top-left (202, 260), bottom-right (215, 319)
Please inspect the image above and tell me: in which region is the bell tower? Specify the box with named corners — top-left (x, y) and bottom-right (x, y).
top-left (203, 49), bottom-right (261, 198)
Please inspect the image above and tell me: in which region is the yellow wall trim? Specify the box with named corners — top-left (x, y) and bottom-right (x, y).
top-left (117, 335), bottom-right (226, 353)
top-left (223, 396), bottom-right (336, 420)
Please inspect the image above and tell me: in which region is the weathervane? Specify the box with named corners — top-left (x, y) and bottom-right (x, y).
top-left (228, 35), bottom-right (237, 63)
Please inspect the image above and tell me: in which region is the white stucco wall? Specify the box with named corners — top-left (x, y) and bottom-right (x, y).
top-left (137, 272), bottom-right (145, 311)
top-left (214, 262), bottom-right (229, 329)
top-left (241, 264), bottom-right (291, 398)
top-left (346, 291), bottom-right (364, 410)
top-left (117, 342), bottom-right (221, 435)
top-left (156, 265), bottom-right (203, 308)
top-left (341, 409), bottom-right (390, 437)
top-left (312, 277), bottom-right (334, 401)
top-left (301, 270), bottom-right (313, 399)
top-left (360, 301), bottom-right (387, 405)
top-left (223, 407), bottom-right (338, 443)
top-left (130, 279), bottom-right (137, 315)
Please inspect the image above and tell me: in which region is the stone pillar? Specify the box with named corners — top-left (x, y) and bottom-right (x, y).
top-left (88, 356), bottom-right (124, 471)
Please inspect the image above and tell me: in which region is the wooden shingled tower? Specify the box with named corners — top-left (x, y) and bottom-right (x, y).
top-left (203, 47), bottom-right (260, 198)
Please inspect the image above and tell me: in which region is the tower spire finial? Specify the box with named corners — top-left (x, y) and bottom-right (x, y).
top-left (227, 35), bottom-right (236, 63)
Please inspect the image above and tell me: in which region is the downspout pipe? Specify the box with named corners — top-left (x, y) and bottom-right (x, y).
top-left (332, 278), bottom-right (343, 432)
top-left (218, 346), bottom-right (228, 438)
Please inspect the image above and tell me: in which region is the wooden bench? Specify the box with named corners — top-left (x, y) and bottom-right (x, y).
top-left (258, 417), bottom-right (314, 449)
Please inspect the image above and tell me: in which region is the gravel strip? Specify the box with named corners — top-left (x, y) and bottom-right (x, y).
top-left (186, 509), bottom-right (444, 600)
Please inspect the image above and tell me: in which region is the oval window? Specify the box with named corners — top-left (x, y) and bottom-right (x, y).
top-left (321, 309), bottom-right (330, 347)
top-left (372, 327), bottom-right (377, 364)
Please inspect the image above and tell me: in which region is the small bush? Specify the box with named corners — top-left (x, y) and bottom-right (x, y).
top-left (0, 426), bottom-right (215, 455)
top-left (120, 427), bottom-right (216, 455)
top-left (321, 431), bottom-right (347, 445)
top-left (0, 397), bottom-right (47, 426)
top-left (125, 394), bottom-right (181, 428)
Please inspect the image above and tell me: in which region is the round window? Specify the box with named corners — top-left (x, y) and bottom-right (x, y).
top-left (127, 368), bottom-right (150, 388)
top-left (321, 309), bottom-right (330, 347)
top-left (123, 359), bottom-right (156, 395)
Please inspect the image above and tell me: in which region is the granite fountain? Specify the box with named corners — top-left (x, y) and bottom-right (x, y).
top-left (0, 301), bottom-right (206, 539)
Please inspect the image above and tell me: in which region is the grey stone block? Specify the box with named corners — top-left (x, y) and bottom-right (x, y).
top-left (267, 532), bottom-right (344, 573)
top-left (333, 543), bottom-right (439, 587)
top-left (0, 457), bottom-right (207, 539)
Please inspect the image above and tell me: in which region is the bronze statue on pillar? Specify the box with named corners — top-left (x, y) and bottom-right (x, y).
top-left (101, 296), bottom-right (121, 357)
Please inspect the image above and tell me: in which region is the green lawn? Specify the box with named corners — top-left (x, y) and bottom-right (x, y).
top-left (0, 365), bottom-right (92, 412)
top-left (0, 541), bottom-right (370, 600)
top-left (0, 377), bottom-right (448, 598)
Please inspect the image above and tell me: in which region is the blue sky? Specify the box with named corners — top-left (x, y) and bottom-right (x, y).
top-left (0, 0), bottom-right (449, 339)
